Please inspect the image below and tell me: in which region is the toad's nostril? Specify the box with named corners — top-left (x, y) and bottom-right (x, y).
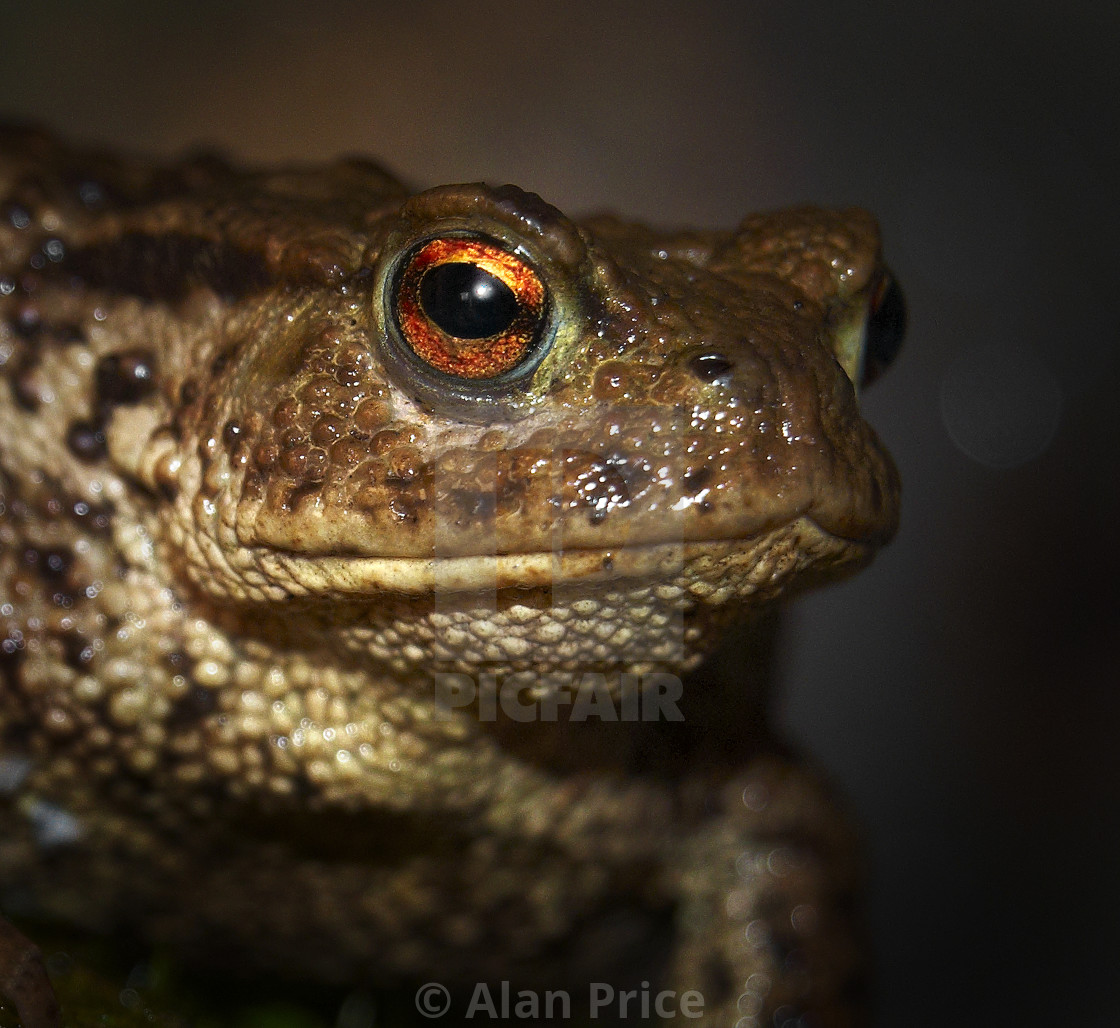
top-left (688, 353), bottom-right (733, 382)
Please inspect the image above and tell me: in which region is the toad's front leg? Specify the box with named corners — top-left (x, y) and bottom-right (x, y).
top-left (0, 916), bottom-right (58, 1028)
top-left (668, 754), bottom-right (867, 1027)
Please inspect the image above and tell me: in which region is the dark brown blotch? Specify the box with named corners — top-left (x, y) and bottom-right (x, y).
top-left (95, 349), bottom-right (156, 408)
top-left (0, 633), bottom-right (25, 687)
top-left (67, 420), bottom-right (108, 463)
top-left (53, 323), bottom-right (86, 346)
top-left (682, 466), bottom-right (712, 494)
top-left (209, 348), bottom-right (234, 380)
top-left (166, 683), bottom-right (219, 731)
top-left (61, 232), bottom-right (272, 302)
top-left (9, 354), bottom-right (44, 411)
top-left (59, 632), bottom-right (95, 672)
top-left (700, 957), bottom-right (734, 1008)
top-left (21, 545), bottom-right (81, 607)
top-left (12, 304), bottom-right (42, 340)
top-left (36, 546), bottom-right (73, 581)
top-left (448, 488), bottom-right (497, 524)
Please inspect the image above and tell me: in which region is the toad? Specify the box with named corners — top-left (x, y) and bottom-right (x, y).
top-left (0, 126), bottom-right (903, 1026)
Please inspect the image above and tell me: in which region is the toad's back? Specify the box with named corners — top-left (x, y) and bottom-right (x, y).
top-left (0, 126), bottom-right (902, 1027)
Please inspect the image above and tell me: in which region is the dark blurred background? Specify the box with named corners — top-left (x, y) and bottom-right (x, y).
top-left (2, 1), bottom-right (1117, 1024)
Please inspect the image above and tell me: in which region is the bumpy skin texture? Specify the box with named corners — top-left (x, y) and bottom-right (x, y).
top-left (0, 127), bottom-right (899, 1026)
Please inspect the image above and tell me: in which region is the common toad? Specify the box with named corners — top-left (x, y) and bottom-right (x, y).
top-left (0, 126), bottom-right (902, 1026)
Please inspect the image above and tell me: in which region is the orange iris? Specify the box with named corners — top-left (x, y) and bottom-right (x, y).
top-left (394, 238), bottom-right (546, 380)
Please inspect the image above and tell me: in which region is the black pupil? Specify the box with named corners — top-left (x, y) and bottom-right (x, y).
top-left (419, 262), bottom-right (519, 339)
top-left (862, 277), bottom-right (907, 387)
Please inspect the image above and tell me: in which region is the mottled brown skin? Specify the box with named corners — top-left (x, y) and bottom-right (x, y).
top-left (0, 126), bottom-right (899, 1026)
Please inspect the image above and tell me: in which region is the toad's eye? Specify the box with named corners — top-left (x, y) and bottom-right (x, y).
top-left (861, 272), bottom-right (906, 388)
top-left (393, 237), bottom-right (547, 380)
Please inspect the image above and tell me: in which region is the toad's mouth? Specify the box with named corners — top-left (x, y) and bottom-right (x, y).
top-left (234, 422), bottom-right (900, 582)
top-left (246, 517), bottom-right (872, 599)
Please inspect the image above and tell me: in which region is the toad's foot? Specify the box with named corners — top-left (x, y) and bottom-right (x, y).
top-left (0, 917), bottom-right (58, 1028)
top-left (669, 755), bottom-right (866, 1027)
